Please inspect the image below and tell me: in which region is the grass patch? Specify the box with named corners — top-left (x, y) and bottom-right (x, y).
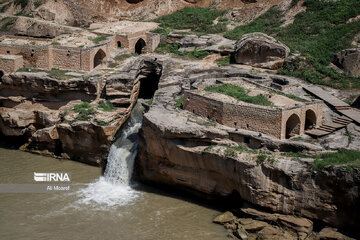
top-left (97, 100), bottom-right (115, 112)
top-left (312, 149), bottom-right (360, 171)
top-left (73, 102), bottom-right (95, 121)
top-left (205, 84), bottom-right (273, 106)
top-left (51, 41), bottom-right (60, 46)
top-left (114, 53), bottom-right (138, 61)
top-left (146, 98), bottom-right (153, 105)
top-left (108, 62), bottom-right (118, 68)
top-left (175, 94), bottom-right (184, 109)
top-left (48, 68), bottom-right (75, 80)
top-left (215, 55), bottom-right (230, 66)
top-left (224, 0), bottom-right (360, 89)
top-left (154, 7), bottom-right (227, 35)
top-left (96, 120), bottom-right (108, 126)
top-left (155, 42), bottom-right (211, 59)
top-left (88, 35), bottom-right (108, 44)
top-left (17, 67), bottom-right (43, 72)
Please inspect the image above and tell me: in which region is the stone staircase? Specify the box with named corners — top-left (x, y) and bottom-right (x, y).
top-left (306, 116), bottom-right (353, 137)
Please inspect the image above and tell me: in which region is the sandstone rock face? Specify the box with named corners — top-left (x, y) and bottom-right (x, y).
top-left (0, 58), bottom-right (145, 166)
top-left (332, 48), bottom-right (360, 77)
top-left (234, 32), bottom-right (290, 69)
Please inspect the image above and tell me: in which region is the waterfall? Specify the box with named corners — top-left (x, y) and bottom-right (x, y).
top-left (76, 101), bottom-right (145, 207)
top-left (104, 101), bottom-right (144, 185)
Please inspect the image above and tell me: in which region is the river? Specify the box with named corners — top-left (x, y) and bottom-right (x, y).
top-left (0, 148), bottom-right (226, 240)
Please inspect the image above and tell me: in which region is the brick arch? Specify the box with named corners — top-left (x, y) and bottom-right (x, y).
top-left (93, 49), bottom-right (106, 68)
top-left (135, 38), bottom-right (146, 54)
top-left (305, 109), bottom-right (317, 130)
top-left (286, 113), bottom-right (301, 139)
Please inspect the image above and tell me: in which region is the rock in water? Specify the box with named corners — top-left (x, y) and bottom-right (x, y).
top-left (234, 32), bottom-right (290, 69)
top-left (213, 211), bottom-right (236, 224)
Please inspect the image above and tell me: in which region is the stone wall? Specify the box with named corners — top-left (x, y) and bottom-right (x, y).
top-left (0, 44), bottom-right (51, 69)
top-left (52, 46), bottom-right (82, 70)
top-left (0, 55), bottom-right (23, 73)
top-left (184, 90), bottom-right (323, 140)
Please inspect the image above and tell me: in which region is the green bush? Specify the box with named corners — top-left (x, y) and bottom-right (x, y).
top-left (205, 84), bottom-right (273, 106)
top-left (73, 102), bottom-right (95, 121)
top-left (257, 153), bottom-right (267, 164)
top-left (155, 7), bottom-right (227, 35)
top-left (224, 0), bottom-right (360, 89)
top-left (312, 149), bottom-right (360, 171)
top-left (175, 95), bottom-right (184, 109)
top-left (98, 100), bottom-right (115, 112)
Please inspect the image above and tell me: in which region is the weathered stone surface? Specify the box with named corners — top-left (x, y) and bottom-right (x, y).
top-left (167, 31), bottom-right (235, 54)
top-left (332, 48), bottom-right (360, 77)
top-left (213, 211), bottom-right (237, 224)
top-left (257, 226), bottom-right (296, 240)
top-left (316, 227), bottom-right (355, 240)
top-left (240, 208), bottom-right (313, 234)
top-left (234, 32), bottom-right (290, 69)
top-left (237, 218), bottom-right (270, 232)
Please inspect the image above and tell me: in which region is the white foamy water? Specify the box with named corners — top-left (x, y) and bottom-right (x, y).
top-left (76, 102), bottom-right (144, 207)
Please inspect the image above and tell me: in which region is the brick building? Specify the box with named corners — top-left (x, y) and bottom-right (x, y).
top-left (184, 84), bottom-right (323, 140)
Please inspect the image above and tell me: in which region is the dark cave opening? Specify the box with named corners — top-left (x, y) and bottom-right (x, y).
top-left (138, 61), bottom-right (162, 99)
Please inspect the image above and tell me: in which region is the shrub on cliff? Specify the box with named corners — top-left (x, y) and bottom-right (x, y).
top-left (73, 102), bottom-right (95, 121)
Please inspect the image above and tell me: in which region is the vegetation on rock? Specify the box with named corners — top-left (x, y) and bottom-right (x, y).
top-left (153, 7), bottom-right (227, 36)
top-left (97, 100), bottom-right (115, 112)
top-left (205, 84), bottom-right (273, 106)
top-left (312, 149), bottom-right (360, 171)
top-left (224, 0), bottom-right (360, 89)
top-left (73, 102), bottom-right (95, 121)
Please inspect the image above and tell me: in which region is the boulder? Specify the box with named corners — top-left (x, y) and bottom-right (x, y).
top-left (241, 208), bottom-right (313, 235)
top-left (234, 32), bottom-right (290, 69)
top-left (332, 48), bottom-right (360, 77)
top-left (213, 211), bottom-right (237, 224)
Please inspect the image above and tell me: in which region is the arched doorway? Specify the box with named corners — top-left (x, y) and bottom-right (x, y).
top-left (135, 38), bottom-right (146, 55)
top-left (305, 109), bottom-right (317, 130)
top-left (286, 114), bottom-right (301, 139)
top-left (94, 49), bottom-right (106, 68)
top-left (117, 41), bottom-right (122, 48)
top-left (0, 70), bottom-right (4, 79)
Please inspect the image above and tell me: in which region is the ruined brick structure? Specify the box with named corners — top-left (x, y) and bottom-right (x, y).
top-left (0, 21), bottom-right (160, 73)
top-left (184, 89), bottom-right (323, 140)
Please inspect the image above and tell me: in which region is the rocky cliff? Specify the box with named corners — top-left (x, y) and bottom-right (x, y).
top-left (0, 0), bottom-right (285, 26)
top-left (136, 57), bottom-right (360, 233)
